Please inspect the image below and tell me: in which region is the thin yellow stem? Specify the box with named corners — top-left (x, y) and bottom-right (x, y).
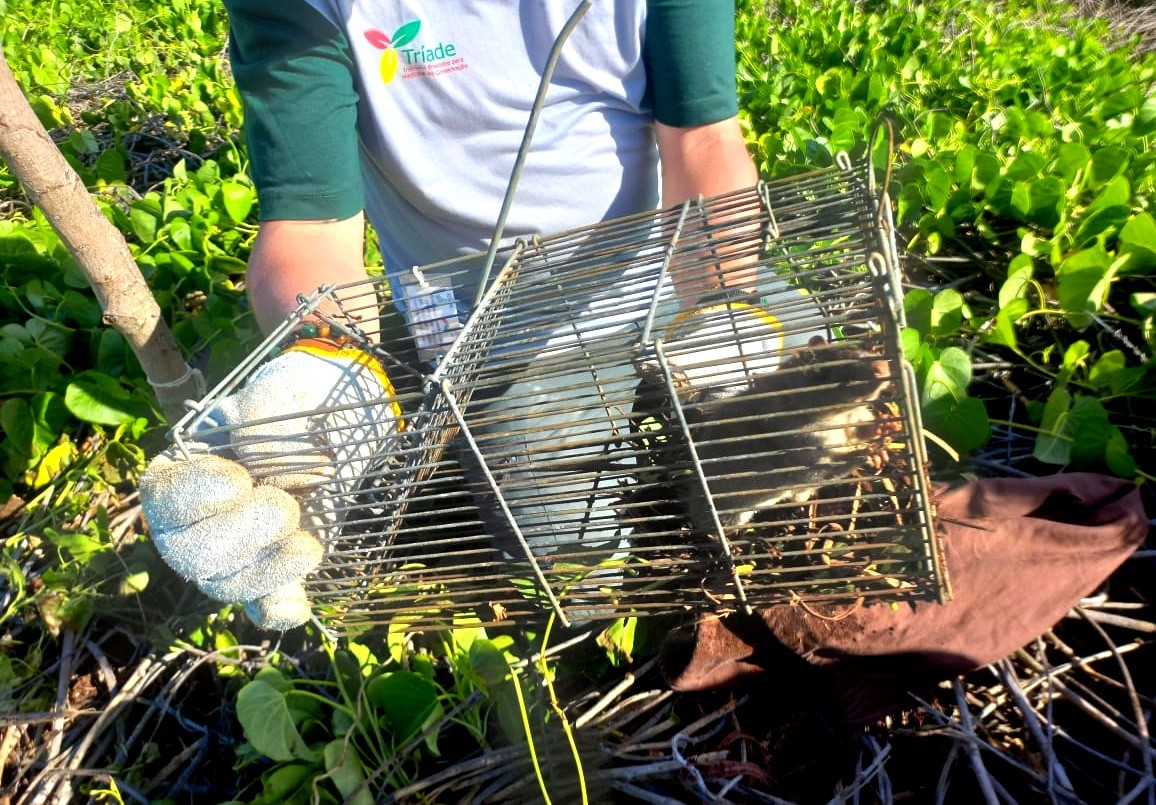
top-left (988, 418), bottom-right (1073, 441)
top-left (538, 613), bottom-right (588, 805)
top-left (509, 666), bottom-right (552, 805)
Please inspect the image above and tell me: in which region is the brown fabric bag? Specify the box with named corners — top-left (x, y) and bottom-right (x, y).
top-left (660, 473), bottom-right (1149, 723)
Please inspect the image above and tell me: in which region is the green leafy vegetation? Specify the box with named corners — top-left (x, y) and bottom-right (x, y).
top-left (0, 0), bottom-right (258, 505)
top-left (737, 0), bottom-right (1156, 477)
top-left (227, 631), bottom-right (511, 804)
top-left (1, 0), bottom-right (1154, 801)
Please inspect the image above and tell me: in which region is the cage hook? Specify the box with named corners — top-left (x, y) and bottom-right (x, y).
top-left (867, 113), bottom-right (898, 232)
top-left (757, 180), bottom-right (781, 249)
top-left (867, 251), bottom-right (904, 323)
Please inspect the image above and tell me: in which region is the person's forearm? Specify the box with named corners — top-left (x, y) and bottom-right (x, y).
top-left (657, 118), bottom-right (760, 303)
top-left (246, 214), bottom-right (372, 337)
top-left (657, 118), bottom-right (757, 209)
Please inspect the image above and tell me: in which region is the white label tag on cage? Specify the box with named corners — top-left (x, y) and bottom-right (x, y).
top-left (400, 269), bottom-right (462, 362)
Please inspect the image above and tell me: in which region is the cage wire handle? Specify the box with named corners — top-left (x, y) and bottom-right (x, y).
top-left (472, 0), bottom-right (592, 310)
top-left (757, 179), bottom-right (782, 248)
top-left (866, 112), bottom-right (898, 232)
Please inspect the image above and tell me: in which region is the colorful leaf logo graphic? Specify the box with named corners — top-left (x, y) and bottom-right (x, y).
top-left (380, 48), bottom-right (399, 83)
top-left (390, 20), bottom-right (421, 48)
top-left (364, 20), bottom-right (421, 85)
top-left (365, 29), bottom-right (391, 49)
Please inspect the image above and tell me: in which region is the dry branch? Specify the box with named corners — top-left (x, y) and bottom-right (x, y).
top-left (0, 46), bottom-right (202, 421)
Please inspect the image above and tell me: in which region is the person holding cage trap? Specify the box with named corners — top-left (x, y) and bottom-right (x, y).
top-left (137, 0), bottom-right (1150, 730)
top-left (140, 0), bottom-right (774, 629)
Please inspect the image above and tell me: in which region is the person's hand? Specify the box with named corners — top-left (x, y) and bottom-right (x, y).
top-left (140, 340), bottom-right (401, 630)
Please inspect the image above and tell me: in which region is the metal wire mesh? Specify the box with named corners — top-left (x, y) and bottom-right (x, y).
top-left (170, 158), bottom-right (945, 632)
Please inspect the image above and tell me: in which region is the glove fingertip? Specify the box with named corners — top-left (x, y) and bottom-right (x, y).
top-left (198, 529), bottom-right (323, 603)
top-left (244, 584), bottom-right (312, 631)
top-left (157, 485), bottom-right (305, 581)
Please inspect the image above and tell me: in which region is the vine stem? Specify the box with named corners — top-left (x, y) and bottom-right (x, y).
top-left (538, 612), bottom-right (589, 805)
top-left (510, 665), bottom-right (552, 805)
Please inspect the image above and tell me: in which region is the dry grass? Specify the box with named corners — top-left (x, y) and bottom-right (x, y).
top-left (1072, 0), bottom-right (1156, 52)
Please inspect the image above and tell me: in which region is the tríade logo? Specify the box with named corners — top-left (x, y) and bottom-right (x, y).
top-left (365, 20), bottom-right (468, 84)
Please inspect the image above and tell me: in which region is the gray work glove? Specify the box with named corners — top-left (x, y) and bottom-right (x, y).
top-left (140, 341), bottom-right (401, 630)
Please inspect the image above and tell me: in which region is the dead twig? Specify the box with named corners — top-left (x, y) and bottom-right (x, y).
top-left (1068, 608), bottom-right (1156, 634)
top-left (826, 734), bottom-right (892, 804)
top-left (934, 742), bottom-right (962, 805)
top-left (995, 659), bottom-right (1077, 800)
top-left (1074, 608), bottom-right (1156, 805)
top-left (16, 649), bottom-right (179, 805)
top-left (574, 657), bottom-right (658, 729)
top-left (952, 679), bottom-right (1001, 805)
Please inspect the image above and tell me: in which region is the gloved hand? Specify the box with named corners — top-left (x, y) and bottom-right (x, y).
top-left (140, 337), bottom-right (402, 630)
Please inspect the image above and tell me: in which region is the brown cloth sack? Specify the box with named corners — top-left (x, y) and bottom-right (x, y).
top-left (660, 473), bottom-right (1149, 723)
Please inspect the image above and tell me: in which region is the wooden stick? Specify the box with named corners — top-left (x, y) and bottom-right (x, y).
top-left (0, 47), bottom-right (202, 420)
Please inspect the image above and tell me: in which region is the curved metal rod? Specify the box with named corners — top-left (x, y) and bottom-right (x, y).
top-left (472, 0), bottom-right (593, 309)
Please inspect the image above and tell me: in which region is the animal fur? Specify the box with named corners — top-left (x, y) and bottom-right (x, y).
top-left (679, 337), bottom-right (893, 536)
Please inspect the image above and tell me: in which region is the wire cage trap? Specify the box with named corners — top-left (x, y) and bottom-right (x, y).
top-left (170, 156), bottom-right (946, 632)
